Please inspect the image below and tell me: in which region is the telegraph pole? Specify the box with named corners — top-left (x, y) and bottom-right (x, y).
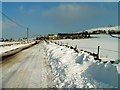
top-left (27, 27), bottom-right (29, 43)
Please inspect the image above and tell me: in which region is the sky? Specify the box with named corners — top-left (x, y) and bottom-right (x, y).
top-left (2, 0), bottom-right (120, 2)
top-left (2, 2), bottom-right (118, 39)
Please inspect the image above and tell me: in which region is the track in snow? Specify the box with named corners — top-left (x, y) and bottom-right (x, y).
top-left (0, 42), bottom-right (54, 88)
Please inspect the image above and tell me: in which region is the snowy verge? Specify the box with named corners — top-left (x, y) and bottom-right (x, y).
top-left (0, 41), bottom-right (36, 58)
top-left (44, 40), bottom-right (118, 88)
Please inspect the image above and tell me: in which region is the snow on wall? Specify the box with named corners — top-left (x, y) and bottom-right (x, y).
top-left (44, 41), bottom-right (118, 88)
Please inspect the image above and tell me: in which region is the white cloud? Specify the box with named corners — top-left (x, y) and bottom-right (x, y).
top-left (18, 5), bottom-right (36, 15)
top-left (43, 4), bottom-right (116, 24)
top-left (0, 20), bottom-right (1, 27)
top-left (2, 20), bottom-right (17, 29)
top-left (19, 5), bottom-right (24, 11)
top-left (0, 20), bottom-right (2, 38)
top-left (43, 4), bottom-right (89, 23)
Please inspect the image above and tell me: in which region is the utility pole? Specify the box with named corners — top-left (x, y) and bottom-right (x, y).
top-left (27, 27), bottom-right (29, 43)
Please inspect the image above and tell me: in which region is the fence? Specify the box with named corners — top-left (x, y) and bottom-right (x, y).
top-left (48, 40), bottom-right (120, 64)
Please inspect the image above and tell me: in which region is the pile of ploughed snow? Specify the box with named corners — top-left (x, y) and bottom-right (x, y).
top-left (0, 41), bottom-right (35, 57)
top-left (44, 41), bottom-right (119, 88)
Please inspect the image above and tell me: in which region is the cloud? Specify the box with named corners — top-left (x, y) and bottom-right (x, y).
top-left (19, 5), bottom-right (24, 11)
top-left (0, 20), bottom-right (2, 37)
top-left (42, 4), bottom-right (116, 25)
top-left (43, 4), bottom-right (88, 20)
top-left (18, 5), bottom-right (37, 15)
top-left (0, 20), bottom-right (2, 28)
top-left (2, 20), bottom-right (17, 29)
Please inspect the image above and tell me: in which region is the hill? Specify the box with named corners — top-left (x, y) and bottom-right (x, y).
top-left (85, 26), bottom-right (120, 34)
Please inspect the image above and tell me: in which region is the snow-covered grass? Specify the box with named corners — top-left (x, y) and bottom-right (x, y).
top-left (55, 34), bottom-right (119, 61)
top-left (44, 41), bottom-right (118, 88)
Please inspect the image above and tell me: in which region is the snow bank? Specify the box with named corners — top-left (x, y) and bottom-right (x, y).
top-left (44, 41), bottom-right (118, 88)
top-left (81, 61), bottom-right (118, 88)
top-left (0, 41), bottom-right (36, 58)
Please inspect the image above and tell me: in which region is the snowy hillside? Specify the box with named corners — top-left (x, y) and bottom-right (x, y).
top-left (44, 41), bottom-right (119, 88)
top-left (86, 26), bottom-right (119, 33)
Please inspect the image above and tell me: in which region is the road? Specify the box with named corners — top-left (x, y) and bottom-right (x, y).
top-left (0, 42), bottom-right (55, 88)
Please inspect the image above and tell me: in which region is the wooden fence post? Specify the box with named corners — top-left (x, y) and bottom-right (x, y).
top-left (97, 46), bottom-right (100, 59)
top-left (75, 45), bottom-right (77, 49)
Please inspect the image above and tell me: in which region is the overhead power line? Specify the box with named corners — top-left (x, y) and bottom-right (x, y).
top-left (1, 12), bottom-right (30, 42)
top-left (1, 12), bottom-right (27, 29)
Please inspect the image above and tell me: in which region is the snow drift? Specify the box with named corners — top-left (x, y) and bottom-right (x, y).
top-left (44, 41), bottom-right (118, 88)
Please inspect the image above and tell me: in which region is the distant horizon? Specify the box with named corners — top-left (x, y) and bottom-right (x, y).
top-left (2, 2), bottom-right (118, 39)
top-left (1, 25), bottom-right (119, 39)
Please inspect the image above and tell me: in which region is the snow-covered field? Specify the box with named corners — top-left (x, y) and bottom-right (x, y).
top-left (44, 40), bottom-right (119, 88)
top-left (55, 34), bottom-right (119, 61)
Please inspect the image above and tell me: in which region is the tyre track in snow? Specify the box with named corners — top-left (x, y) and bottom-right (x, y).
top-left (1, 41), bottom-right (54, 88)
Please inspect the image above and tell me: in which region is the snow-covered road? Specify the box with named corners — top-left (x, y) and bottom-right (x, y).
top-left (0, 42), bottom-right (54, 88)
